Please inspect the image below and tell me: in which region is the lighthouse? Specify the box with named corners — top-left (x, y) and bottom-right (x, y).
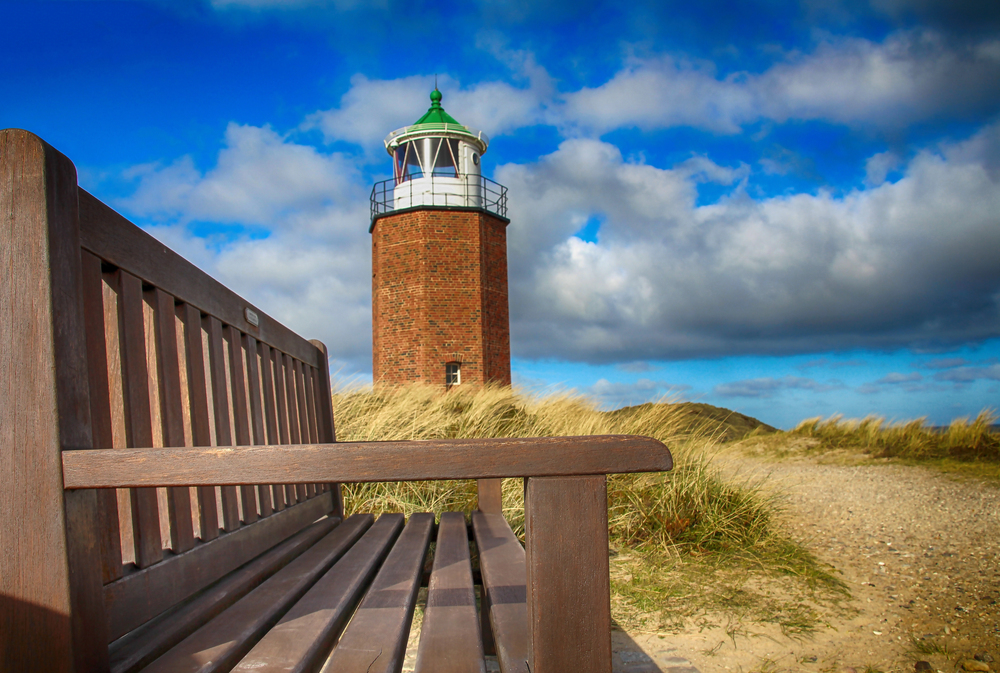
top-left (370, 89), bottom-right (512, 388)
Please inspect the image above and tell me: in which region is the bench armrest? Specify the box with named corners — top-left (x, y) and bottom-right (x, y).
top-left (62, 435), bottom-right (671, 489)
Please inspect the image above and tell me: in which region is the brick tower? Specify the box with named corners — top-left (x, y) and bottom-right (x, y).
top-left (370, 89), bottom-right (511, 388)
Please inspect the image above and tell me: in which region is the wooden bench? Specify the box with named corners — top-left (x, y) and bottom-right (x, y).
top-left (0, 129), bottom-right (673, 673)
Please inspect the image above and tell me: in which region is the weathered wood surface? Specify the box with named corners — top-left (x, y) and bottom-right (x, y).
top-left (81, 250), bottom-right (126, 583)
top-left (109, 515), bottom-right (341, 673)
top-left (141, 514), bottom-right (373, 673)
top-left (415, 512), bottom-right (485, 672)
top-left (2, 129), bottom-right (677, 672)
top-left (319, 513), bottom-right (434, 673)
top-left (308, 340), bottom-right (345, 518)
top-left (477, 478), bottom-right (503, 514)
top-left (525, 475), bottom-right (612, 673)
top-left (78, 188), bottom-right (323, 368)
top-left (63, 435), bottom-right (672, 488)
top-left (206, 315), bottom-right (241, 532)
top-left (0, 129), bottom-right (109, 670)
top-left (152, 288), bottom-right (197, 553)
top-left (105, 491), bottom-right (335, 641)
top-left (472, 511), bottom-right (529, 673)
top-left (231, 514), bottom-right (404, 673)
top-left (118, 269), bottom-right (166, 567)
top-left (179, 302), bottom-right (221, 542)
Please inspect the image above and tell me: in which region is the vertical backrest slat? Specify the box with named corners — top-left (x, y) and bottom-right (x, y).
top-left (282, 354), bottom-right (305, 503)
top-left (303, 366), bottom-right (319, 445)
top-left (258, 341), bottom-right (280, 445)
top-left (283, 354), bottom-right (302, 445)
top-left (146, 295), bottom-right (173, 554)
top-left (101, 269), bottom-right (137, 566)
top-left (294, 359), bottom-right (312, 445)
top-left (117, 270), bottom-right (164, 568)
top-left (273, 347), bottom-right (291, 446)
top-left (257, 340), bottom-right (283, 512)
top-left (292, 358), bottom-right (312, 500)
top-left (205, 316), bottom-right (240, 531)
top-left (179, 303), bottom-right (219, 541)
top-left (0, 128), bottom-right (108, 671)
top-left (308, 339), bottom-right (343, 516)
top-left (303, 366), bottom-right (320, 498)
top-left (244, 334), bottom-right (273, 517)
top-left (262, 352), bottom-right (285, 512)
top-left (80, 251), bottom-right (125, 584)
top-left (226, 324), bottom-right (259, 524)
top-left (245, 335), bottom-right (266, 445)
top-left (150, 288), bottom-right (195, 553)
top-left (271, 348), bottom-right (295, 506)
top-left (298, 363), bottom-right (317, 498)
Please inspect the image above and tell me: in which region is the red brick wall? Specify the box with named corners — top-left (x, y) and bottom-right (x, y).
top-left (371, 208), bottom-right (511, 387)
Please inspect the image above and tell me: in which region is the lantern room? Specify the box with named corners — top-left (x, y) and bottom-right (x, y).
top-left (382, 89), bottom-right (491, 210)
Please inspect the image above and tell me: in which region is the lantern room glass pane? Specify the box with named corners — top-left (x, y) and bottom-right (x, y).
top-left (394, 138), bottom-right (465, 182)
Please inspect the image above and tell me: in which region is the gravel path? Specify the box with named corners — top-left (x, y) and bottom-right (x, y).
top-left (626, 453), bottom-right (1000, 673)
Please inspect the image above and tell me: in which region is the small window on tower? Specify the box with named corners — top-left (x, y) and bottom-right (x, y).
top-left (446, 362), bottom-right (461, 386)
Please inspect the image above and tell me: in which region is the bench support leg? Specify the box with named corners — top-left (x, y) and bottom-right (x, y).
top-left (1, 130), bottom-right (109, 672)
top-left (524, 475), bottom-right (611, 673)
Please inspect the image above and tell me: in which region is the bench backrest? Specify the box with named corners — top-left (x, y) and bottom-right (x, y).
top-left (1, 129), bottom-right (343, 670)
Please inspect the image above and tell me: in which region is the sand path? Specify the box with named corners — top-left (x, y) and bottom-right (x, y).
top-left (621, 453), bottom-right (1000, 673)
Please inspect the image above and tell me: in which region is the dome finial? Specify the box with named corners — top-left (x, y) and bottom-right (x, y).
top-left (430, 85), bottom-right (442, 108)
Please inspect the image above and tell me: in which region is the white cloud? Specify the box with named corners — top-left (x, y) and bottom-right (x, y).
top-left (305, 68), bottom-right (552, 151)
top-left (502, 121), bottom-right (1000, 362)
top-left (934, 364), bottom-right (1000, 382)
top-left (300, 28), bottom-right (1000, 155)
top-left (559, 30), bottom-right (1000, 134)
top-left (757, 30), bottom-right (1000, 126)
top-left (562, 55), bottom-right (755, 134)
top-left (126, 123), bottom-right (363, 231)
top-left (876, 372), bottom-right (923, 384)
top-left (588, 377), bottom-right (687, 409)
top-left (865, 150), bottom-right (902, 186)
top-left (714, 376), bottom-right (842, 398)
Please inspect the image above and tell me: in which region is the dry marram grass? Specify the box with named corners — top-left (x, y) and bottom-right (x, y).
top-left (331, 383), bottom-right (844, 631)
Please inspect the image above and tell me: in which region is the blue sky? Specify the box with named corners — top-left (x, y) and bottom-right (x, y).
top-left (4, 0), bottom-right (999, 428)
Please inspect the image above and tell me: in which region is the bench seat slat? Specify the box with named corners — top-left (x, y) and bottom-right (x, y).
top-left (415, 512), bottom-right (486, 672)
top-left (231, 514), bottom-right (404, 673)
top-left (472, 512), bottom-right (529, 673)
top-left (319, 513), bottom-right (435, 673)
top-left (106, 492), bottom-right (336, 641)
top-left (109, 514), bottom-right (341, 673)
top-left (140, 513), bottom-right (374, 673)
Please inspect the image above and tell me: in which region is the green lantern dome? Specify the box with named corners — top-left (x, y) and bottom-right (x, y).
top-left (412, 89), bottom-right (461, 126)
top-left (384, 89), bottom-right (489, 156)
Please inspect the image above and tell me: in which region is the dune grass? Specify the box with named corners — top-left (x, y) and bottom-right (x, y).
top-left (331, 383), bottom-right (846, 631)
top-left (789, 410), bottom-right (999, 461)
